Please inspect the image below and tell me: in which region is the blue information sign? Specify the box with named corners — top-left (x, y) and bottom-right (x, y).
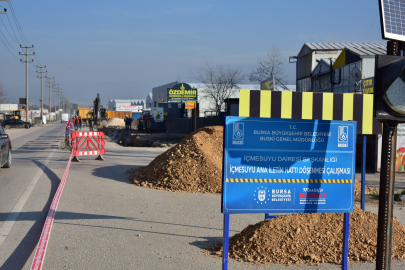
top-left (222, 117), bottom-right (356, 214)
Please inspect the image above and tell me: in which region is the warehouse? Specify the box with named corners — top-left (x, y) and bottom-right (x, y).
top-left (293, 42), bottom-right (392, 172)
top-left (152, 81), bottom-right (295, 117)
top-left (107, 99), bottom-right (146, 112)
top-left (295, 43), bottom-right (386, 93)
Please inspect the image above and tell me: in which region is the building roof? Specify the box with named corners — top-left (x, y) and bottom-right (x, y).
top-left (298, 43), bottom-right (386, 58)
top-left (109, 99), bottom-right (145, 103)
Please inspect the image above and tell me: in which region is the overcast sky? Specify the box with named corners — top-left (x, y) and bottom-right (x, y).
top-left (0, 0), bottom-right (384, 107)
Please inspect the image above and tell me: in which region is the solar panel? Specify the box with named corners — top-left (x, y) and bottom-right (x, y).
top-left (379, 0), bottom-right (405, 42)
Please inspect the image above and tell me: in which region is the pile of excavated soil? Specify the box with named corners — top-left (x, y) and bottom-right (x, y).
top-left (354, 180), bottom-right (379, 196)
top-left (127, 126), bottom-right (381, 195)
top-left (126, 126), bottom-right (223, 193)
top-left (105, 118), bottom-right (125, 127)
top-left (212, 207), bottom-right (405, 264)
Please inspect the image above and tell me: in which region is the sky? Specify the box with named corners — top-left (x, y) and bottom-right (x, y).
top-left (0, 0), bottom-right (385, 107)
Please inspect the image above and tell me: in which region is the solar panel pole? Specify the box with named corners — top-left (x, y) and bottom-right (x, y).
top-left (376, 122), bottom-right (397, 270)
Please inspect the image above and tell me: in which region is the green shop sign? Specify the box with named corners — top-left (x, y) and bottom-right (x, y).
top-left (167, 83), bottom-right (197, 102)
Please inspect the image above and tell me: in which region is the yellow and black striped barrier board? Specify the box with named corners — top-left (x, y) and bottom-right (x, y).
top-left (239, 90), bottom-right (381, 135)
top-left (226, 178), bottom-right (353, 183)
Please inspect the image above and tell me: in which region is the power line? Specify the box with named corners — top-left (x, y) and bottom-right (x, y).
top-left (8, 0), bottom-right (30, 46)
top-left (0, 16), bottom-right (19, 44)
top-left (0, 29), bottom-right (20, 53)
top-left (0, 33), bottom-right (19, 59)
top-left (5, 13), bottom-right (21, 45)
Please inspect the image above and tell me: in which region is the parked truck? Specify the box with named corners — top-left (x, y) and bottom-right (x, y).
top-left (76, 107), bottom-right (91, 127)
top-left (99, 109), bottom-right (132, 120)
top-left (61, 113), bottom-right (69, 122)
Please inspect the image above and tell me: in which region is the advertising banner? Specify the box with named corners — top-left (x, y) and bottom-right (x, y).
top-left (378, 124), bottom-right (405, 172)
top-left (361, 77), bottom-right (374, 94)
top-left (167, 83), bottom-right (197, 103)
top-left (185, 101), bottom-right (195, 109)
top-left (222, 117), bottom-right (356, 214)
top-left (116, 105), bottom-right (143, 112)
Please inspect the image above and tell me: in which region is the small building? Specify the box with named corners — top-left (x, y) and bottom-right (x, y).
top-left (295, 43), bottom-right (386, 93)
top-left (145, 93), bottom-right (152, 108)
top-left (152, 81), bottom-right (295, 117)
top-left (0, 104), bottom-right (18, 112)
top-left (108, 99), bottom-right (146, 112)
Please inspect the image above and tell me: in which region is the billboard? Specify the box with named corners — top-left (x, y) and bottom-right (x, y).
top-left (361, 77), bottom-right (374, 94)
top-left (222, 117), bottom-right (356, 214)
top-left (116, 105), bottom-right (143, 112)
top-left (167, 83), bottom-right (197, 103)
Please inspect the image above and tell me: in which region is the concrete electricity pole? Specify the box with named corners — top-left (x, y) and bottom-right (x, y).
top-left (36, 66), bottom-right (47, 124)
top-left (45, 77), bottom-right (54, 121)
top-left (0, 2), bottom-right (7, 14)
top-left (19, 45), bottom-right (34, 122)
top-left (52, 87), bottom-right (60, 120)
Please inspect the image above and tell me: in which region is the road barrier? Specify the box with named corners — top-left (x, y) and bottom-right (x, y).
top-left (63, 120), bottom-right (74, 149)
top-left (71, 131), bottom-right (105, 162)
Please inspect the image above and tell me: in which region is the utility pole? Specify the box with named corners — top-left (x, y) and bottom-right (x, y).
top-left (58, 89), bottom-right (62, 114)
top-left (36, 66), bottom-right (47, 124)
top-left (45, 77), bottom-right (54, 121)
top-left (0, 2), bottom-right (7, 14)
top-left (20, 45), bottom-right (34, 122)
top-left (52, 87), bottom-right (59, 120)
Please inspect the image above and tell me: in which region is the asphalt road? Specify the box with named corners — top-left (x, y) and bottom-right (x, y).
top-left (0, 123), bottom-right (405, 269)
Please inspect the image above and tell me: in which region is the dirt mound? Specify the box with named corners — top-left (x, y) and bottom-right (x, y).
top-left (212, 207), bottom-right (405, 264)
top-left (354, 180), bottom-right (379, 196)
top-left (105, 118), bottom-right (124, 127)
top-left (126, 126), bottom-right (381, 195)
top-left (126, 126), bottom-right (223, 193)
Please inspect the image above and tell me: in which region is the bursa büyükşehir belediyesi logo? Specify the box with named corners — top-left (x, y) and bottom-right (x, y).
top-left (232, 122), bottom-right (244, 145)
top-left (338, 126), bottom-right (348, 147)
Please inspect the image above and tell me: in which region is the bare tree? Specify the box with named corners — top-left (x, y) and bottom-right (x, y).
top-left (249, 47), bottom-right (287, 85)
top-left (0, 82), bottom-right (7, 104)
top-left (193, 63), bottom-right (244, 113)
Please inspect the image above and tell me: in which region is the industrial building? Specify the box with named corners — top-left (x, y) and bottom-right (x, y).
top-left (295, 43), bottom-right (386, 93)
top-left (150, 81), bottom-right (295, 117)
top-left (294, 42), bottom-right (393, 172)
top-left (107, 99), bottom-right (146, 112)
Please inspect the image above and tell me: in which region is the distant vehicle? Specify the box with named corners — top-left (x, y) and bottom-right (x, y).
top-left (0, 124), bottom-right (12, 170)
top-left (11, 109), bottom-right (25, 119)
top-left (61, 113), bottom-right (69, 123)
top-left (1, 119), bottom-right (33, 129)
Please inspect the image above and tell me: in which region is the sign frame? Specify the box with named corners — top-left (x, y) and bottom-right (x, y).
top-left (167, 83), bottom-right (197, 103)
top-left (222, 116), bottom-right (357, 214)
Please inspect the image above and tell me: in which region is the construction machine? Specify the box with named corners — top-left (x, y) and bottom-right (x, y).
top-left (93, 93), bottom-right (101, 125)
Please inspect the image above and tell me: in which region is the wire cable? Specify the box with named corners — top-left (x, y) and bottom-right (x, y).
top-left (5, 13), bottom-right (22, 45)
top-left (0, 33), bottom-right (19, 59)
top-left (8, 0), bottom-right (31, 46)
top-left (0, 29), bottom-right (20, 53)
top-left (0, 17), bottom-right (19, 44)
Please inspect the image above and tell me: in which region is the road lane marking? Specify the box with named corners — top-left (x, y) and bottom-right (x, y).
top-left (0, 149), bottom-right (56, 246)
top-left (31, 149), bottom-right (73, 270)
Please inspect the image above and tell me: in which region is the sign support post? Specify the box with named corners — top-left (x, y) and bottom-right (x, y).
top-left (361, 135), bottom-right (366, 210)
top-left (342, 212), bottom-right (350, 270)
top-left (376, 122), bottom-right (397, 269)
top-left (222, 214), bottom-right (230, 270)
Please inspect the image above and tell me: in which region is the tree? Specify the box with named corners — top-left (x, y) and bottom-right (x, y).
top-left (193, 63), bottom-right (244, 113)
top-left (0, 82), bottom-right (6, 104)
top-left (249, 47), bottom-right (287, 85)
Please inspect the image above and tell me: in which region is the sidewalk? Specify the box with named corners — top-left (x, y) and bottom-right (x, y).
top-left (38, 127), bottom-right (405, 270)
top-left (355, 171), bottom-right (405, 190)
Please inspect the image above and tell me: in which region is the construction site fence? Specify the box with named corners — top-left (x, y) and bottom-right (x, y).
top-left (71, 131), bottom-right (105, 161)
top-left (163, 117), bottom-right (223, 135)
